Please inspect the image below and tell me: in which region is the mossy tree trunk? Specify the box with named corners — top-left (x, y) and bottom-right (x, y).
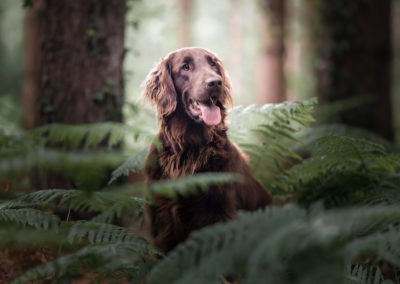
top-left (314, 0), bottom-right (393, 140)
top-left (23, 0), bottom-right (126, 188)
top-left (24, 0), bottom-right (126, 127)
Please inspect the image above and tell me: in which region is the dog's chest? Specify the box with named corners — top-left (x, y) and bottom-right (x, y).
top-left (159, 145), bottom-right (228, 179)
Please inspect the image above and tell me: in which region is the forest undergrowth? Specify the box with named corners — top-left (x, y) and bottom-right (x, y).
top-left (1, 99), bottom-right (400, 283)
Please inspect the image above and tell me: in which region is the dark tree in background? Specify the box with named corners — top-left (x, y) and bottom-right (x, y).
top-left (256, 0), bottom-right (286, 103)
top-left (179, 0), bottom-right (191, 47)
top-left (22, 0), bottom-right (126, 188)
top-left (228, 0), bottom-right (243, 98)
top-left (23, 0), bottom-right (126, 128)
top-left (313, 0), bottom-right (393, 140)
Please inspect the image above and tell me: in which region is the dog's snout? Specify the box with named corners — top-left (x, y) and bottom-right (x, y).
top-left (206, 77), bottom-right (222, 89)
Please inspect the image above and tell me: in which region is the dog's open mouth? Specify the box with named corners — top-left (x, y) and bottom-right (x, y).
top-left (188, 98), bottom-right (221, 126)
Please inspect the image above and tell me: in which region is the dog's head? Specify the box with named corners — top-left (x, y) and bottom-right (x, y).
top-left (143, 47), bottom-right (232, 126)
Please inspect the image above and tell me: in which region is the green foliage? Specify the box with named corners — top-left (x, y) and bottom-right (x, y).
top-left (145, 172), bottom-right (240, 199)
top-left (109, 145), bottom-right (149, 184)
top-left (2, 99), bottom-right (400, 283)
top-left (32, 122), bottom-right (155, 150)
top-left (0, 208), bottom-right (59, 229)
top-left (272, 135), bottom-right (400, 207)
top-left (228, 98), bottom-right (316, 186)
top-left (1, 188), bottom-right (158, 282)
top-left (297, 123), bottom-right (397, 153)
top-left (12, 243), bottom-right (156, 284)
top-left (147, 204), bottom-right (400, 284)
top-left (66, 221), bottom-right (145, 245)
top-left (346, 265), bottom-right (390, 284)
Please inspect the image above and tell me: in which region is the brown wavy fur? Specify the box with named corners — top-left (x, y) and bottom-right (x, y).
top-left (143, 47), bottom-right (271, 253)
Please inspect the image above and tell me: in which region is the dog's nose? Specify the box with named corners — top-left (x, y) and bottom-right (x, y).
top-left (206, 77), bottom-right (222, 89)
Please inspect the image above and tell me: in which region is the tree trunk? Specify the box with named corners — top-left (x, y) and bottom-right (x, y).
top-left (23, 0), bottom-right (126, 188)
top-left (228, 0), bottom-right (243, 101)
top-left (179, 0), bottom-right (191, 47)
top-left (393, 0), bottom-right (400, 143)
top-left (284, 0), bottom-right (315, 101)
top-left (314, 0), bottom-right (393, 140)
top-left (256, 0), bottom-right (286, 104)
top-left (28, 0), bottom-right (126, 126)
top-left (22, 0), bottom-right (43, 129)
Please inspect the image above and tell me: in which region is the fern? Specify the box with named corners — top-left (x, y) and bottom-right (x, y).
top-left (8, 173), bottom-right (237, 218)
top-left (0, 227), bottom-right (67, 248)
top-left (11, 189), bottom-right (77, 207)
top-left (0, 208), bottom-right (59, 229)
top-left (345, 265), bottom-right (390, 284)
top-left (0, 130), bottom-right (41, 157)
top-left (3, 99), bottom-right (400, 283)
top-left (228, 98), bottom-right (316, 187)
top-left (309, 135), bottom-right (387, 158)
top-left (297, 124), bottom-right (397, 153)
top-left (145, 172), bottom-right (240, 199)
top-left (0, 149), bottom-right (124, 190)
top-left (12, 243), bottom-right (157, 284)
top-left (90, 203), bottom-right (130, 224)
top-left (147, 204), bottom-right (400, 284)
top-left (31, 122), bottom-right (155, 150)
top-left (272, 135), bottom-right (400, 207)
top-left (6, 189), bottom-right (146, 224)
top-left (109, 145), bottom-right (150, 184)
top-left (66, 221), bottom-right (152, 248)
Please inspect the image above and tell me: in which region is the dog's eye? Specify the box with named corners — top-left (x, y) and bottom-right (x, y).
top-left (210, 60), bottom-right (216, 67)
top-left (182, 63), bottom-right (190, 71)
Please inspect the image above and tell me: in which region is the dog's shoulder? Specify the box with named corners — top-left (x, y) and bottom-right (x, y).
top-left (144, 143), bottom-right (162, 181)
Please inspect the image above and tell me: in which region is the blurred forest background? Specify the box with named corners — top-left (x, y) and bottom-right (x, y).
top-left (2, 1), bottom-right (400, 282)
top-left (0, 0), bottom-right (399, 142)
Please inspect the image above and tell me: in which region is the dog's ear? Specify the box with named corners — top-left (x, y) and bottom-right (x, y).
top-left (215, 57), bottom-right (233, 107)
top-left (143, 55), bottom-right (177, 118)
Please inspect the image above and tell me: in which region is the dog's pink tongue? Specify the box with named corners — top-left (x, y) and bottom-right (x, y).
top-left (198, 103), bottom-right (221, 126)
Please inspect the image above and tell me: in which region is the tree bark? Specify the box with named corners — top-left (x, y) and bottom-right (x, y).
top-left (256, 0), bottom-right (286, 104)
top-left (28, 0), bottom-right (126, 126)
top-left (23, 0), bottom-right (126, 189)
top-left (228, 0), bottom-right (243, 101)
top-left (393, 0), bottom-right (400, 143)
top-left (179, 0), bottom-right (191, 47)
top-left (314, 0), bottom-right (393, 140)
top-left (22, 0), bottom-right (43, 129)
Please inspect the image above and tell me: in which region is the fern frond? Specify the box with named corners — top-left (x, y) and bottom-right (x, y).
top-left (228, 98), bottom-right (316, 144)
top-left (9, 187), bottom-right (147, 222)
top-left (0, 227), bottom-right (67, 248)
top-left (345, 265), bottom-right (389, 284)
top-left (272, 135), bottom-right (400, 207)
top-left (345, 227), bottom-right (400, 267)
top-left (310, 135), bottom-right (386, 158)
top-left (0, 208), bottom-right (59, 229)
top-left (145, 172), bottom-right (240, 199)
top-left (227, 99), bottom-right (317, 187)
top-left (66, 221), bottom-right (152, 249)
top-left (297, 123), bottom-right (397, 153)
top-left (12, 242), bottom-right (157, 284)
top-left (89, 204), bottom-right (125, 224)
top-left (0, 130), bottom-right (41, 157)
top-left (31, 122), bottom-right (155, 150)
top-left (147, 204), bottom-right (400, 284)
top-left (109, 145), bottom-right (149, 184)
top-left (10, 189), bottom-right (77, 207)
top-left (0, 149), bottom-right (124, 179)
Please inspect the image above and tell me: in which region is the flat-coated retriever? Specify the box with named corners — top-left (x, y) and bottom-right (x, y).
top-left (143, 47), bottom-right (271, 253)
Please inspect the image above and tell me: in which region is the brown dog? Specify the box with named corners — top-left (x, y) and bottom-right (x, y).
top-left (143, 47), bottom-right (271, 253)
